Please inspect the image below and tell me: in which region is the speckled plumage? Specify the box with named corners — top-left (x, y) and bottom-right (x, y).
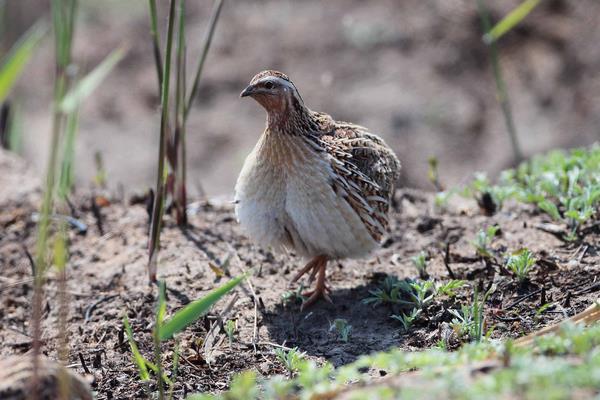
top-left (235, 70), bottom-right (400, 307)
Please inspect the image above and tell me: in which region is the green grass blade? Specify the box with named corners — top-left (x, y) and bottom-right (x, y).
top-left (484, 0), bottom-right (542, 44)
top-left (148, 0), bottom-right (177, 282)
top-left (58, 109), bottom-right (79, 198)
top-left (477, 0), bottom-right (523, 165)
top-left (157, 280), bottom-right (167, 325)
top-left (6, 101), bottom-right (23, 152)
top-left (123, 316), bottom-right (150, 381)
top-left (154, 280), bottom-right (167, 400)
top-left (159, 272), bottom-right (248, 341)
top-left (168, 340), bottom-right (181, 400)
top-left (173, 0), bottom-right (188, 226)
top-left (59, 46), bottom-right (126, 113)
top-left (0, 20), bottom-right (46, 103)
top-left (143, 360), bottom-right (173, 386)
top-left (148, 0), bottom-right (163, 90)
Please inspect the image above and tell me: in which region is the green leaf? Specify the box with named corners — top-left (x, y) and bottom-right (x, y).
top-left (483, 0), bottom-right (542, 44)
top-left (159, 272), bottom-right (249, 341)
top-left (59, 46), bottom-right (127, 113)
top-left (0, 20), bottom-right (47, 103)
top-left (538, 200), bottom-right (561, 220)
top-left (123, 316), bottom-right (150, 381)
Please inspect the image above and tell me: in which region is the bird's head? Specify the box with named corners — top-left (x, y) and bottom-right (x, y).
top-left (240, 70), bottom-right (304, 115)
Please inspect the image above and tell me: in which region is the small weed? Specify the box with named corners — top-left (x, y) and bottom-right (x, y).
top-left (364, 277), bottom-right (435, 310)
top-left (535, 303), bottom-right (553, 321)
top-left (436, 280), bottom-right (467, 297)
top-left (449, 287), bottom-right (493, 342)
top-left (411, 251), bottom-right (429, 280)
top-left (363, 276), bottom-right (407, 306)
top-left (224, 319), bottom-right (236, 347)
top-left (506, 248), bottom-right (536, 283)
top-left (391, 308), bottom-right (421, 332)
top-left (329, 319), bottom-right (352, 342)
top-left (434, 338), bottom-right (448, 350)
top-left (282, 285), bottom-right (306, 305)
top-left (428, 156), bottom-right (443, 191)
top-left (274, 347), bottom-right (306, 376)
top-left (434, 190), bottom-right (455, 211)
top-left (409, 280), bottom-right (436, 309)
top-left (472, 225), bottom-right (500, 258)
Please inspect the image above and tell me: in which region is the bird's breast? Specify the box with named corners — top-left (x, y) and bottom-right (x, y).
top-left (234, 133), bottom-right (377, 259)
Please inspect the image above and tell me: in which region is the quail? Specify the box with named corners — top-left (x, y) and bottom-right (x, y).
top-left (235, 70), bottom-right (400, 309)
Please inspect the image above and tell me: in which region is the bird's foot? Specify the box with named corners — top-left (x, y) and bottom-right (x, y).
top-left (296, 256), bottom-right (331, 311)
top-left (290, 255), bottom-right (327, 285)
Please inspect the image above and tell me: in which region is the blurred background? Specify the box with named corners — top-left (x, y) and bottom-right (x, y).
top-left (2, 0), bottom-right (600, 198)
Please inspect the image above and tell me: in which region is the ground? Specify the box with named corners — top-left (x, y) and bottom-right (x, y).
top-left (0, 149), bottom-right (598, 398)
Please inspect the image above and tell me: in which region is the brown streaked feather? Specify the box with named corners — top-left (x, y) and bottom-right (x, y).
top-left (304, 111), bottom-right (400, 241)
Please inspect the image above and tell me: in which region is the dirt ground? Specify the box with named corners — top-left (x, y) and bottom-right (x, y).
top-left (4, 0), bottom-right (600, 198)
top-left (1, 149), bottom-right (598, 398)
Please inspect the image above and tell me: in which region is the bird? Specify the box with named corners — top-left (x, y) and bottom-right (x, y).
top-left (235, 70), bottom-right (400, 309)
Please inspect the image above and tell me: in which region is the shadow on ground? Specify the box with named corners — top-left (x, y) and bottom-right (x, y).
top-left (261, 276), bottom-right (414, 367)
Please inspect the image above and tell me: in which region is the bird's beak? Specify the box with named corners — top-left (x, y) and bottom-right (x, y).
top-left (240, 84), bottom-right (254, 98)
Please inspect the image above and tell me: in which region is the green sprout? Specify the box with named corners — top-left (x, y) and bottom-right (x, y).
top-left (391, 308), bottom-right (421, 332)
top-left (409, 281), bottom-right (436, 309)
top-left (506, 248), bottom-right (536, 283)
top-left (225, 319), bottom-right (237, 348)
top-left (274, 347), bottom-right (306, 376)
top-left (411, 251), bottom-right (429, 280)
top-left (436, 280), bottom-right (467, 297)
top-left (329, 319), bottom-right (352, 343)
top-left (282, 285), bottom-right (307, 305)
top-left (472, 225), bottom-right (500, 259)
top-left (448, 287), bottom-right (493, 342)
top-left (364, 277), bottom-right (435, 310)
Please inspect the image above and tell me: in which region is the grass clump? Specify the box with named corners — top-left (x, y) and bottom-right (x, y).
top-left (448, 288), bottom-right (492, 343)
top-left (147, 0), bottom-right (224, 280)
top-left (364, 277), bottom-right (435, 311)
top-left (461, 146), bottom-right (599, 240)
top-left (365, 276), bottom-right (437, 333)
top-left (194, 318), bottom-right (600, 399)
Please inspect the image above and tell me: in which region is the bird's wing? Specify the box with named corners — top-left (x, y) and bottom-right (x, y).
top-left (308, 114), bottom-right (401, 241)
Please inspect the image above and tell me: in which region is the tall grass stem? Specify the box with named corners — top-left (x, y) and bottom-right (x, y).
top-left (477, 0), bottom-right (523, 165)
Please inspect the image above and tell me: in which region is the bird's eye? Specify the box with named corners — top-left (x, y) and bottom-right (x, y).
top-left (264, 81), bottom-right (274, 90)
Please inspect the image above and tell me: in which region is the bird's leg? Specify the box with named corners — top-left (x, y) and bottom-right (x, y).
top-left (300, 256), bottom-right (331, 310)
top-left (290, 256), bottom-right (323, 285)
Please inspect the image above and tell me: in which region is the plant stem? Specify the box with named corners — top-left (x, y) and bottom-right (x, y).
top-left (32, 0), bottom-right (77, 393)
top-left (148, 0), bottom-right (163, 91)
top-left (148, 0), bottom-right (177, 281)
top-left (477, 0), bottom-right (523, 165)
top-left (174, 0), bottom-right (187, 225)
